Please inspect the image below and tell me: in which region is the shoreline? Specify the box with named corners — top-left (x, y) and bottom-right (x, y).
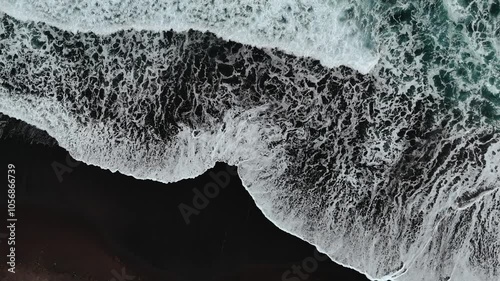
top-left (0, 138), bottom-right (370, 281)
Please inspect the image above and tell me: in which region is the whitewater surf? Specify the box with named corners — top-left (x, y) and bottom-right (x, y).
top-left (0, 1), bottom-right (499, 280)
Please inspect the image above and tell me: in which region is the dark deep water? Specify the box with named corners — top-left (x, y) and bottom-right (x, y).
top-left (0, 138), bottom-right (370, 281)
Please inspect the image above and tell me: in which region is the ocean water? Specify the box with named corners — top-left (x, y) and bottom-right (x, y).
top-left (0, 1), bottom-right (499, 281)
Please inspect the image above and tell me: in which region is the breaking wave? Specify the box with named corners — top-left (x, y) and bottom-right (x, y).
top-left (0, 0), bottom-right (378, 74)
top-left (0, 1), bottom-right (499, 280)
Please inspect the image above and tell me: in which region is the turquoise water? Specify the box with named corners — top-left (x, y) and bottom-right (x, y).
top-left (346, 0), bottom-right (500, 124)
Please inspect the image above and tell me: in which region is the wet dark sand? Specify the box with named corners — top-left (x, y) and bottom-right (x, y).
top-left (0, 139), bottom-right (370, 281)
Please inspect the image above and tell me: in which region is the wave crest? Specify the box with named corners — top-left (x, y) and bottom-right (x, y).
top-left (0, 0), bottom-right (378, 74)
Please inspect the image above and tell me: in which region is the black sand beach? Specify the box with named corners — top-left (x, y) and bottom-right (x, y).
top-left (0, 138), bottom-right (370, 281)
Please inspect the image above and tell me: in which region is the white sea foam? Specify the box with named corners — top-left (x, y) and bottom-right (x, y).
top-left (0, 0), bottom-right (379, 74)
top-left (0, 1), bottom-right (499, 280)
